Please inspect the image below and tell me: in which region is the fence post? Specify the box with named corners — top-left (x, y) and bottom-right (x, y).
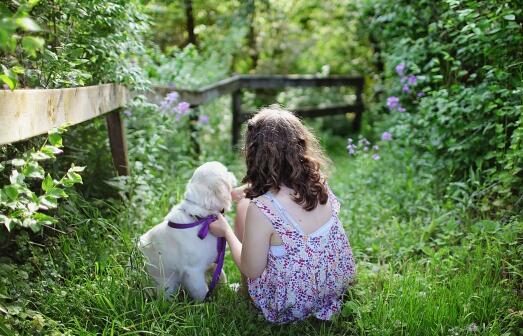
top-left (105, 108), bottom-right (130, 176)
top-left (352, 82), bottom-right (364, 132)
top-left (189, 105), bottom-right (201, 156)
top-left (231, 90), bottom-right (242, 149)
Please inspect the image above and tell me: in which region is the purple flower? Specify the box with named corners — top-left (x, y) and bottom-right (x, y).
top-left (395, 62), bottom-right (405, 76)
top-left (407, 75), bottom-right (417, 85)
top-left (363, 146), bottom-right (369, 152)
top-left (161, 91), bottom-right (180, 110)
top-left (198, 114), bottom-right (209, 124)
top-left (165, 91), bottom-right (179, 103)
top-left (381, 131), bottom-right (392, 141)
top-left (387, 96), bottom-right (400, 110)
top-left (372, 153), bottom-right (380, 160)
top-left (175, 101), bottom-right (190, 115)
top-left (373, 145), bottom-right (379, 151)
top-left (123, 109), bottom-right (132, 117)
top-left (398, 106), bottom-right (406, 113)
top-left (347, 138), bottom-right (353, 144)
top-left (467, 323), bottom-right (478, 333)
top-left (347, 143), bottom-right (356, 155)
top-left (417, 91), bottom-right (425, 98)
top-left (2, 84), bottom-right (9, 90)
top-left (402, 84), bottom-right (410, 93)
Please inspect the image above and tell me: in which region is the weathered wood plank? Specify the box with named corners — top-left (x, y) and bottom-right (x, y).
top-left (106, 109), bottom-right (130, 176)
top-left (240, 75), bottom-right (364, 89)
top-left (0, 84), bottom-right (129, 145)
top-left (151, 75), bottom-right (241, 106)
top-left (150, 75), bottom-right (363, 106)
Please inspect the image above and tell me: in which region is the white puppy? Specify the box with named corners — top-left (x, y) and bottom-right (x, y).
top-left (138, 161), bottom-right (237, 301)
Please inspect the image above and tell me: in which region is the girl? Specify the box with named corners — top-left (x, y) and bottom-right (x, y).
top-left (210, 106), bottom-right (355, 323)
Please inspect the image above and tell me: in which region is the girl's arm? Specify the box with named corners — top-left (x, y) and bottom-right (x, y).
top-left (211, 204), bottom-right (272, 279)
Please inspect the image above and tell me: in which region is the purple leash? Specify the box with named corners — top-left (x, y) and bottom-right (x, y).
top-left (167, 214), bottom-right (226, 300)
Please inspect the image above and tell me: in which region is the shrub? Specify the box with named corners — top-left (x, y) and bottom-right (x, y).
top-left (361, 0), bottom-right (523, 214)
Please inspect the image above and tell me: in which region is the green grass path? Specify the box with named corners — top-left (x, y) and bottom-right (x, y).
top-left (2, 147), bottom-right (521, 335)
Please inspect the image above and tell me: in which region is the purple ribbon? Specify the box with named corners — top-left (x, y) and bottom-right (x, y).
top-left (167, 214), bottom-right (225, 299)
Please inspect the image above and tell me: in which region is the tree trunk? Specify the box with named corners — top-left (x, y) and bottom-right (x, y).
top-left (184, 0), bottom-right (197, 47)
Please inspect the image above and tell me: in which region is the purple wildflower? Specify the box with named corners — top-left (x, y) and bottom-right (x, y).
top-left (407, 75), bottom-right (417, 85)
top-left (161, 91), bottom-right (180, 110)
top-left (363, 146), bottom-right (369, 152)
top-left (417, 91), bottom-right (425, 98)
top-left (166, 91), bottom-right (179, 103)
top-left (395, 62), bottom-right (405, 76)
top-left (387, 96), bottom-right (400, 110)
top-left (373, 145), bottom-right (379, 151)
top-left (175, 101), bottom-right (190, 115)
top-left (123, 109), bottom-right (132, 117)
top-left (402, 84), bottom-right (410, 93)
top-left (398, 106), bottom-right (406, 113)
top-left (467, 323), bottom-right (478, 333)
top-left (372, 153), bottom-right (380, 160)
top-left (347, 138), bottom-right (353, 144)
top-left (2, 84), bottom-right (9, 90)
top-left (347, 143), bottom-right (356, 155)
top-left (198, 114), bottom-right (209, 124)
top-left (381, 131), bottom-right (392, 141)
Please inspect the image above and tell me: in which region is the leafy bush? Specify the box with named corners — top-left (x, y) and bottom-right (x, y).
top-left (361, 0), bottom-right (523, 214)
top-left (0, 128), bottom-right (84, 233)
top-left (1, 0), bottom-right (149, 89)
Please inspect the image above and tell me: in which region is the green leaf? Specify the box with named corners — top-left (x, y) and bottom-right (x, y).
top-left (3, 186), bottom-right (19, 201)
top-left (69, 165), bottom-right (86, 172)
top-left (39, 195), bottom-right (58, 209)
top-left (10, 65), bottom-right (24, 74)
top-left (21, 36), bottom-right (44, 57)
top-left (22, 162), bottom-right (44, 179)
top-left (15, 17), bottom-right (41, 31)
top-left (41, 174), bottom-right (53, 192)
top-left (33, 213), bottom-right (56, 228)
top-left (48, 132), bottom-right (62, 147)
top-left (10, 159), bottom-right (25, 167)
top-left (0, 215), bottom-right (12, 232)
top-left (0, 74), bottom-right (16, 90)
top-left (503, 14), bottom-right (515, 21)
top-left (46, 187), bottom-right (68, 199)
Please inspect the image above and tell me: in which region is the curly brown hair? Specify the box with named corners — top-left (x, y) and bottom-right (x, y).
top-left (242, 106), bottom-right (330, 211)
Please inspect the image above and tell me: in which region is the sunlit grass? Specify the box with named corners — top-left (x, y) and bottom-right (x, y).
top-left (1, 136), bottom-right (521, 335)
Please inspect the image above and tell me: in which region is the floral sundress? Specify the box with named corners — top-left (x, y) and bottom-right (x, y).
top-left (247, 186), bottom-right (356, 323)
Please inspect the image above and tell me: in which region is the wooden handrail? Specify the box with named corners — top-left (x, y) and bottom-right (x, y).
top-left (151, 74), bottom-right (363, 106)
top-left (0, 74), bottom-right (365, 173)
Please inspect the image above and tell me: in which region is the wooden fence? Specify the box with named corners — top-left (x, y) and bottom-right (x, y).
top-left (0, 75), bottom-right (364, 175)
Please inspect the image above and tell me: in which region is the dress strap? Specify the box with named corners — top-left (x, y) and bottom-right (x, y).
top-left (250, 197), bottom-right (297, 240)
top-left (325, 182), bottom-right (340, 216)
top-left (264, 192), bottom-right (304, 234)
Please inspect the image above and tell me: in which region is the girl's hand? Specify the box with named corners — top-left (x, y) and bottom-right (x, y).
top-left (231, 185), bottom-right (247, 203)
top-left (210, 214), bottom-right (231, 238)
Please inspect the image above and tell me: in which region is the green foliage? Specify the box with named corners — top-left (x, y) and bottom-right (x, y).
top-left (1, 0), bottom-right (150, 89)
top-left (362, 0), bottom-right (523, 214)
top-left (0, 0), bottom-right (44, 89)
top-left (0, 128), bottom-right (84, 233)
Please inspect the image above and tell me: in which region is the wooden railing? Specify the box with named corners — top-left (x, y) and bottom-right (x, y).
top-left (153, 75), bottom-right (364, 148)
top-left (1, 75), bottom-right (364, 175)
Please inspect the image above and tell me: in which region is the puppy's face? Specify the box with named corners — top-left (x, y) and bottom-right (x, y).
top-left (185, 162), bottom-right (237, 213)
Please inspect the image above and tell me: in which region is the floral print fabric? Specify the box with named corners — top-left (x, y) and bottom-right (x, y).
top-left (247, 186), bottom-right (356, 323)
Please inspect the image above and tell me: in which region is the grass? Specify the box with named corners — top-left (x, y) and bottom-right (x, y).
top-left (0, 126), bottom-right (521, 335)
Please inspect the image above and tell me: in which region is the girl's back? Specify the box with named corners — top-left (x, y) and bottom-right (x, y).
top-left (247, 184), bottom-right (356, 323)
